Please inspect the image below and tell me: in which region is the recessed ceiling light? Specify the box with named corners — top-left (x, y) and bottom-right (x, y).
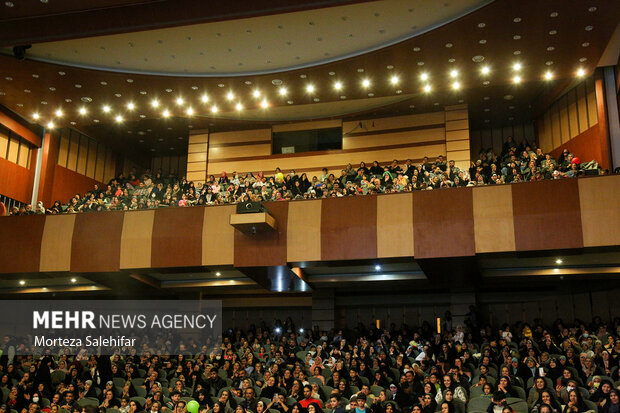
top-left (115, 115), bottom-right (123, 123)
top-left (70, 278), bottom-right (77, 283)
top-left (55, 109), bottom-right (63, 117)
top-left (585, 25), bottom-right (593, 31)
top-left (449, 69), bottom-right (458, 78)
top-left (151, 99), bottom-right (159, 108)
top-left (201, 94), bottom-right (209, 103)
top-left (103, 105), bottom-right (111, 113)
top-left (479, 39), bottom-right (487, 44)
top-left (423, 84), bottom-right (432, 93)
top-left (313, 97), bottom-right (320, 102)
top-left (127, 102), bottom-right (135, 110)
top-left (306, 84), bottom-right (315, 93)
top-left (390, 75), bottom-right (399, 85)
top-left (445, 43), bottom-right (453, 48)
top-left (226, 91), bottom-right (234, 100)
top-left (547, 46), bottom-right (555, 51)
top-left (582, 42), bottom-right (590, 47)
top-left (162, 109), bottom-right (170, 117)
top-left (175, 97), bottom-right (184, 105)
top-left (555, 258), bottom-right (563, 264)
top-left (544, 71), bottom-right (553, 80)
top-left (512, 62), bottom-right (522, 71)
top-left (300, 74), bottom-right (307, 78)
top-left (513, 75), bottom-right (522, 83)
top-left (513, 35), bottom-right (521, 40)
top-left (32, 113), bottom-right (40, 120)
top-left (513, 17), bottom-right (522, 22)
top-left (140, 90), bottom-right (147, 95)
top-left (395, 90), bottom-right (402, 94)
top-left (420, 72), bottom-right (429, 81)
top-left (186, 107), bottom-right (194, 115)
top-left (278, 87), bottom-right (288, 96)
top-left (357, 68), bottom-right (364, 73)
top-left (165, 88), bottom-right (173, 92)
top-left (361, 78), bottom-right (371, 88)
top-left (260, 99), bottom-right (269, 109)
top-left (211, 105), bottom-right (218, 113)
top-left (78, 107), bottom-right (87, 115)
top-left (375, 265), bottom-right (382, 271)
top-left (588, 6), bottom-right (596, 12)
top-left (576, 68), bottom-right (586, 77)
top-left (579, 57), bottom-right (588, 62)
top-left (235, 102), bottom-right (243, 111)
top-left (334, 81), bottom-right (343, 91)
top-left (47, 121), bottom-right (54, 128)
top-left (386, 65), bottom-right (394, 70)
top-left (472, 55), bottom-right (485, 63)
top-left (126, 79), bottom-right (133, 83)
top-left (452, 81), bottom-right (461, 90)
top-left (252, 89), bottom-right (261, 98)
top-left (550, 12), bottom-right (558, 17)
top-left (417, 61), bottom-right (425, 66)
top-left (481, 66), bottom-right (490, 75)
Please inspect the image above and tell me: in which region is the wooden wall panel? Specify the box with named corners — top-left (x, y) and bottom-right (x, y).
top-left (95, 144), bottom-right (106, 182)
top-left (512, 179), bottom-right (583, 251)
top-left (76, 135), bottom-right (88, 175)
top-left (342, 128), bottom-right (444, 150)
top-left (187, 162), bottom-right (206, 172)
top-left (273, 120), bottom-right (341, 132)
top-left (186, 171), bottom-right (206, 182)
top-left (287, 200), bottom-right (322, 262)
top-left (188, 152), bottom-right (207, 163)
top-left (576, 82), bottom-right (589, 133)
top-left (549, 125), bottom-right (604, 169)
top-left (71, 212), bottom-right (123, 272)
top-left (559, 95), bottom-right (570, 143)
top-left (343, 112), bottom-right (445, 132)
top-left (0, 156), bottom-right (34, 203)
top-left (188, 142), bottom-right (208, 153)
top-left (85, 141), bottom-right (97, 178)
top-left (39, 214), bottom-right (75, 272)
top-left (446, 129), bottom-right (468, 141)
top-left (151, 207), bottom-right (204, 268)
top-left (202, 204), bottom-right (236, 266)
top-left (412, 188), bottom-right (475, 259)
top-left (586, 77), bottom-right (598, 127)
top-left (209, 129), bottom-right (271, 144)
top-left (209, 143), bottom-right (271, 160)
top-left (7, 137), bottom-right (18, 163)
top-left (0, 215), bottom-right (45, 273)
top-left (120, 210), bottom-right (155, 269)
top-left (473, 185), bottom-right (515, 253)
top-left (567, 89), bottom-right (579, 139)
top-left (445, 119), bottom-right (469, 131)
top-left (445, 109), bottom-right (468, 121)
top-left (188, 133), bottom-right (208, 144)
top-left (0, 129), bottom-right (7, 159)
top-left (321, 196), bottom-right (377, 261)
top-left (50, 165), bottom-right (104, 204)
top-left (578, 176), bottom-right (620, 247)
top-left (234, 201), bottom-right (288, 267)
top-left (377, 193), bottom-right (414, 258)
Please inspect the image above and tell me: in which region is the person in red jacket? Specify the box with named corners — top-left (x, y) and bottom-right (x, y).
top-left (299, 385), bottom-right (322, 409)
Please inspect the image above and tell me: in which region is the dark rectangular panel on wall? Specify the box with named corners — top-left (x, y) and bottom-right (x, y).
top-left (234, 201), bottom-right (288, 267)
top-left (0, 215), bottom-right (45, 273)
top-left (71, 211), bottom-right (124, 272)
top-left (412, 187), bottom-right (475, 258)
top-left (512, 179), bottom-right (583, 251)
top-left (321, 196), bottom-right (377, 261)
top-left (151, 206), bottom-right (205, 268)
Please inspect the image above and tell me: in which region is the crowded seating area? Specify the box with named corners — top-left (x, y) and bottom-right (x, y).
top-left (4, 142), bottom-right (604, 215)
top-left (1, 317), bottom-right (619, 413)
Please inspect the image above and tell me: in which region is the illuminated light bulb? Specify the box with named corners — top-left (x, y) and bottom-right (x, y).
top-left (576, 68), bottom-right (586, 77)
top-left (55, 109), bottom-right (63, 117)
top-left (151, 99), bottom-right (160, 108)
top-left (19, 280), bottom-right (25, 286)
top-left (70, 278), bottom-right (77, 283)
top-left (390, 75), bottom-right (399, 85)
top-left (211, 105), bottom-right (219, 113)
top-left (449, 69), bottom-right (458, 78)
top-left (481, 66), bottom-right (490, 75)
top-left (306, 84), bottom-right (315, 93)
top-left (127, 102), bottom-right (135, 110)
top-left (226, 91), bottom-right (234, 100)
top-left (252, 89), bottom-right (261, 98)
top-left (78, 107), bottom-right (87, 115)
top-left (201, 94), bottom-right (209, 103)
top-left (544, 71), bottom-right (553, 80)
top-left (162, 109), bottom-right (170, 118)
top-left (513, 62), bottom-right (522, 71)
top-left (32, 113), bottom-right (40, 120)
top-left (423, 84), bottom-right (432, 93)
top-left (420, 72), bottom-right (429, 81)
top-left (186, 107), bottom-right (194, 116)
top-left (235, 102), bottom-right (243, 111)
top-left (47, 121), bottom-right (54, 129)
top-left (278, 87), bottom-right (288, 96)
top-left (334, 81), bottom-right (343, 91)
top-left (361, 78), bottom-right (371, 88)
top-left (102, 105), bottom-right (111, 113)
top-left (115, 114), bottom-right (123, 123)
top-left (260, 99), bottom-right (269, 109)
top-left (452, 81), bottom-right (461, 90)
top-left (175, 97), bottom-right (184, 105)
top-left (513, 75), bottom-right (522, 83)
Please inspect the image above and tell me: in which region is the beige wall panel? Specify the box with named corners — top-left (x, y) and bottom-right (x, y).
top-left (559, 96), bottom-right (570, 144)
top-left (39, 215), bottom-right (76, 271)
top-left (187, 162), bottom-right (206, 172)
top-left (188, 143), bottom-right (208, 153)
top-left (209, 129), bottom-right (271, 145)
top-left (186, 171), bottom-right (206, 182)
top-left (287, 200), bottom-right (322, 262)
top-left (273, 120), bottom-right (341, 132)
top-left (377, 193), bottom-right (414, 257)
top-left (342, 111), bottom-right (445, 133)
top-left (77, 136), bottom-right (88, 175)
top-left (188, 152), bottom-right (207, 163)
top-left (446, 129), bottom-right (469, 141)
top-left (445, 119), bottom-right (469, 131)
top-left (7, 138), bottom-right (18, 163)
top-left (95, 145), bottom-right (106, 182)
top-left (57, 133), bottom-right (69, 166)
top-left (202, 204), bottom-right (236, 265)
top-left (86, 142), bottom-right (97, 178)
top-left (209, 143), bottom-right (271, 160)
top-left (445, 109), bottom-right (468, 121)
top-left (567, 90), bottom-right (579, 139)
top-left (576, 82), bottom-right (589, 132)
top-left (587, 88), bottom-right (598, 127)
top-left (0, 130), bottom-right (7, 159)
top-left (445, 104), bottom-right (468, 111)
top-left (446, 149), bottom-right (470, 161)
top-left (188, 134), bottom-right (208, 144)
top-left (67, 136), bottom-right (79, 171)
top-left (17, 144), bottom-right (29, 168)
top-left (120, 210), bottom-right (154, 269)
top-left (342, 127), bottom-right (444, 150)
top-left (104, 151), bottom-right (116, 183)
top-left (473, 185), bottom-right (515, 253)
top-left (446, 140), bottom-right (470, 152)
top-left (551, 105), bottom-right (561, 149)
top-left (455, 161), bottom-right (469, 171)
top-left (207, 144), bottom-right (446, 175)
top-left (579, 176), bottom-right (620, 247)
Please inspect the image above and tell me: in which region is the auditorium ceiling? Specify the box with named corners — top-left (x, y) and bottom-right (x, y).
top-left (0, 0), bottom-right (618, 157)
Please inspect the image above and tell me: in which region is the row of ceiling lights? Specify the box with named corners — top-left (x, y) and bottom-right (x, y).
top-left (31, 64), bottom-right (590, 128)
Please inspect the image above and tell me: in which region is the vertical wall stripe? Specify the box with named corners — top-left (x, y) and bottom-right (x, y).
top-left (473, 185), bottom-right (516, 253)
top-left (234, 201), bottom-right (288, 267)
top-left (151, 207), bottom-right (204, 268)
top-left (512, 179), bottom-right (583, 251)
top-left (0, 215), bottom-right (45, 273)
top-left (412, 187), bottom-right (475, 258)
top-left (578, 175), bottom-right (620, 247)
top-left (71, 212), bottom-right (124, 272)
top-left (287, 200), bottom-right (322, 262)
top-left (202, 204), bottom-right (236, 266)
top-left (377, 193), bottom-right (414, 258)
top-left (120, 210), bottom-right (155, 269)
top-left (321, 196), bottom-right (377, 261)
top-left (40, 214), bottom-right (75, 271)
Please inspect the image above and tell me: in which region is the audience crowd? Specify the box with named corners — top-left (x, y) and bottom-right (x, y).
top-left (1, 315), bottom-right (620, 413)
top-left (3, 140), bottom-right (605, 215)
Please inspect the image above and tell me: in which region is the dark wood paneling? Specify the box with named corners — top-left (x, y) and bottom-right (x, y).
top-left (209, 140), bottom-right (272, 148)
top-left (151, 206), bottom-right (205, 268)
top-left (50, 165), bottom-right (105, 204)
top-left (321, 196), bottom-right (377, 261)
top-left (234, 201), bottom-right (288, 267)
top-left (71, 211), bottom-right (124, 272)
top-left (512, 179), bottom-right (583, 251)
top-left (412, 187), bottom-right (475, 259)
top-left (0, 215), bottom-right (45, 273)
top-left (0, 156), bottom-right (34, 204)
top-left (38, 131), bottom-right (60, 207)
top-left (549, 125), bottom-right (603, 169)
top-left (344, 123), bottom-right (444, 137)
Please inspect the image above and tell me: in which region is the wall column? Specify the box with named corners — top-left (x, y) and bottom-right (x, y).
top-left (444, 104), bottom-right (471, 172)
top-left (312, 288), bottom-right (335, 332)
top-left (602, 66), bottom-right (620, 169)
top-left (186, 131), bottom-right (208, 185)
